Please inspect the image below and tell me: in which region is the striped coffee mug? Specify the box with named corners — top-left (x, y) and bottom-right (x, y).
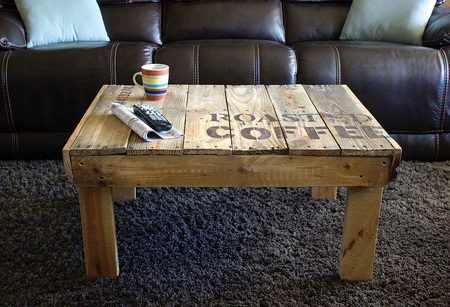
top-left (133, 64), bottom-right (169, 100)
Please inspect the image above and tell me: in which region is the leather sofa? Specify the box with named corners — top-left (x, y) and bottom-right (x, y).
top-left (0, 0), bottom-right (449, 161)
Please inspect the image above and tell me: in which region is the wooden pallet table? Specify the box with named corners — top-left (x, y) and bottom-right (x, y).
top-left (63, 84), bottom-right (401, 280)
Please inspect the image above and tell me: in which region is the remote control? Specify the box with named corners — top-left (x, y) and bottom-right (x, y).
top-left (133, 104), bottom-right (172, 132)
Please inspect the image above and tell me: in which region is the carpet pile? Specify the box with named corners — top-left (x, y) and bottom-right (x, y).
top-left (0, 160), bottom-right (449, 305)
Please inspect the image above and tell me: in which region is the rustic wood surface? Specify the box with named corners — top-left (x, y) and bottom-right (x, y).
top-left (226, 85), bottom-right (288, 154)
top-left (267, 85), bottom-right (340, 156)
top-left (339, 187), bottom-right (384, 280)
top-left (183, 85), bottom-right (232, 155)
top-left (63, 84), bottom-right (401, 280)
top-left (78, 186), bottom-right (119, 278)
top-left (64, 84), bottom-right (398, 159)
top-left (303, 85), bottom-right (395, 156)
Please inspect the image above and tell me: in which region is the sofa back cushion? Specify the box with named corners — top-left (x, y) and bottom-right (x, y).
top-left (163, 0), bottom-right (285, 43)
top-left (283, 0), bottom-right (352, 45)
top-left (100, 2), bottom-right (162, 45)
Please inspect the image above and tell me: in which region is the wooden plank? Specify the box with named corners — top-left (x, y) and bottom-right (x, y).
top-left (63, 85), bottom-right (108, 181)
top-left (183, 85), bottom-right (232, 155)
top-left (127, 84), bottom-right (189, 155)
top-left (266, 85), bottom-right (340, 156)
top-left (78, 186), bottom-right (119, 278)
top-left (71, 155), bottom-right (391, 188)
top-left (226, 85), bottom-right (288, 154)
top-left (70, 85), bottom-right (143, 156)
top-left (339, 187), bottom-right (383, 280)
top-left (304, 85), bottom-right (394, 156)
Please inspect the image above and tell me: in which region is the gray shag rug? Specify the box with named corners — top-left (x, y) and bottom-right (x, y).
top-left (0, 160), bottom-right (449, 306)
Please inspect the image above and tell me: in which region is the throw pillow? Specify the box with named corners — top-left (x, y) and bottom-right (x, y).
top-left (14, 0), bottom-right (109, 48)
top-left (340, 0), bottom-right (436, 46)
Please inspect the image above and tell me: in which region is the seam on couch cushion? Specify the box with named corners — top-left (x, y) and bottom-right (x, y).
top-left (1, 51), bottom-right (14, 131)
top-left (330, 45), bottom-right (341, 85)
top-left (254, 43), bottom-right (260, 85)
top-left (439, 49), bottom-right (448, 131)
top-left (433, 133), bottom-right (438, 161)
top-left (109, 43), bottom-right (120, 84)
top-left (191, 45), bottom-right (195, 84)
top-left (193, 44), bottom-right (199, 85)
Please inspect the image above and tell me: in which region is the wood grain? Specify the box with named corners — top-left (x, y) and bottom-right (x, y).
top-left (304, 85), bottom-right (394, 156)
top-left (78, 186), bottom-right (119, 278)
top-left (71, 155), bottom-right (391, 188)
top-left (226, 85), bottom-right (288, 154)
top-left (339, 186), bottom-right (383, 280)
top-left (183, 85), bottom-right (232, 155)
top-left (70, 85), bottom-right (142, 156)
top-left (267, 85), bottom-right (340, 156)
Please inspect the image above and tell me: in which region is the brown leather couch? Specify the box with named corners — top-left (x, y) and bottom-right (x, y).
top-left (0, 0), bottom-right (449, 160)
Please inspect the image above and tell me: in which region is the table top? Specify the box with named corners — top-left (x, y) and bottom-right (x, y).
top-left (64, 84), bottom-right (401, 158)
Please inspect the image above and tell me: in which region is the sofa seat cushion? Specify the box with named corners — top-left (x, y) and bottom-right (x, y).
top-left (155, 40), bottom-right (297, 85)
top-left (291, 41), bottom-right (449, 135)
top-left (0, 42), bottom-right (157, 133)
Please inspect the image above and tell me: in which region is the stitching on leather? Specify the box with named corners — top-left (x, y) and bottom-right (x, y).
top-left (255, 44), bottom-right (260, 85)
top-left (258, 44), bottom-right (261, 84)
top-left (113, 43), bottom-right (120, 85)
top-left (109, 44), bottom-right (115, 84)
top-left (1, 51), bottom-right (11, 130)
top-left (434, 133), bottom-right (439, 161)
top-left (192, 45), bottom-right (195, 84)
top-left (196, 45), bottom-right (200, 85)
top-left (192, 45), bottom-right (200, 85)
top-left (439, 49), bottom-right (448, 131)
top-left (2, 51), bottom-right (14, 131)
top-left (330, 45), bottom-right (341, 85)
top-left (329, 46), bottom-right (337, 84)
top-left (253, 44), bottom-right (256, 85)
top-left (335, 46), bottom-right (342, 84)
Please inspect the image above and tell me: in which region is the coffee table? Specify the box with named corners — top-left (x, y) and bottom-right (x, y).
top-left (63, 84), bottom-right (401, 280)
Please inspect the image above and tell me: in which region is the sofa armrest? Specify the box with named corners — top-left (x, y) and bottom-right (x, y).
top-left (0, 8), bottom-right (26, 50)
top-left (423, 7), bottom-right (450, 49)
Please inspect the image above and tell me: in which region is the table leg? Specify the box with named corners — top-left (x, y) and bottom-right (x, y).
top-left (311, 187), bottom-right (337, 199)
top-left (339, 187), bottom-right (383, 280)
top-left (78, 186), bottom-right (119, 278)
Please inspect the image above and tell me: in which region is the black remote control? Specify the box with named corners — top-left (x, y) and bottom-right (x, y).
top-left (133, 104), bottom-right (172, 132)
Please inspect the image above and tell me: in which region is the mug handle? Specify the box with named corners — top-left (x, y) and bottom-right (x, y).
top-left (133, 72), bottom-right (144, 89)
